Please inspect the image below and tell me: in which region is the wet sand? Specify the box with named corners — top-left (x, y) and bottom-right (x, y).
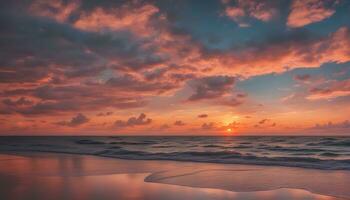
top-left (0, 152), bottom-right (349, 200)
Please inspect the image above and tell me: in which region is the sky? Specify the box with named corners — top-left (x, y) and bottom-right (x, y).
top-left (0, 0), bottom-right (350, 135)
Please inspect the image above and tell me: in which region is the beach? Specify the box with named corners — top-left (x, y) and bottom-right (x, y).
top-left (0, 152), bottom-right (349, 200)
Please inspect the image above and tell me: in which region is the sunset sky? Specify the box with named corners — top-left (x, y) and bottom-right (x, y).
top-left (0, 0), bottom-right (350, 135)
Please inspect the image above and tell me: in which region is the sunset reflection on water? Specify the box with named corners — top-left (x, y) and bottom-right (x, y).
top-left (0, 153), bottom-right (342, 200)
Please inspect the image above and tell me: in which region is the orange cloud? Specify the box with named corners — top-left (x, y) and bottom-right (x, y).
top-left (307, 79), bottom-right (350, 100)
top-left (200, 27), bottom-right (350, 77)
top-left (223, 0), bottom-right (278, 26)
top-left (225, 6), bottom-right (245, 21)
top-left (287, 0), bottom-right (337, 28)
top-left (74, 4), bottom-right (159, 37)
top-left (29, 0), bottom-right (80, 23)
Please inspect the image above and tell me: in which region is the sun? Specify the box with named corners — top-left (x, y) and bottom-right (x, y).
top-left (225, 128), bottom-right (236, 135)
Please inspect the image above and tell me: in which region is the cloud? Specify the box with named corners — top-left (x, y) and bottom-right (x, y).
top-left (143, 68), bottom-right (168, 81)
top-left (106, 74), bottom-right (178, 94)
top-left (2, 97), bottom-right (33, 106)
top-left (311, 120), bottom-right (350, 130)
top-left (259, 118), bottom-right (269, 124)
top-left (159, 124), bottom-right (170, 130)
top-left (29, 0), bottom-right (160, 38)
top-left (56, 113), bottom-right (89, 127)
top-left (284, 76), bottom-right (350, 104)
top-left (201, 26), bottom-right (350, 76)
top-left (198, 114), bottom-right (208, 118)
top-left (169, 73), bottom-right (197, 83)
top-left (0, 69), bottom-right (50, 84)
top-left (294, 74), bottom-right (311, 82)
top-left (307, 79), bottom-right (350, 100)
top-left (201, 122), bottom-right (215, 130)
top-left (0, 1), bottom-right (172, 85)
top-left (29, 0), bottom-right (80, 23)
top-left (222, 121), bottom-right (240, 130)
top-left (96, 112), bottom-right (113, 116)
top-left (114, 113), bottom-right (152, 127)
top-left (186, 76), bottom-right (246, 107)
top-left (223, 0), bottom-right (278, 26)
top-left (254, 119), bottom-right (277, 128)
top-left (218, 97), bottom-right (244, 107)
top-left (2, 1), bottom-right (348, 88)
top-left (188, 76), bottom-right (235, 101)
top-left (174, 120), bottom-right (186, 126)
top-left (0, 85), bottom-right (147, 115)
top-left (287, 0), bottom-right (338, 28)
top-left (74, 4), bottom-right (159, 37)
top-left (1, 0), bottom-right (349, 134)
top-left (225, 6), bottom-right (245, 23)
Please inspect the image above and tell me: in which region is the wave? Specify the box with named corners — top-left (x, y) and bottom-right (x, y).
top-left (75, 139), bottom-right (106, 145)
top-left (1, 136), bottom-right (350, 170)
top-left (307, 139), bottom-right (350, 147)
top-left (258, 145), bottom-right (326, 152)
top-left (93, 149), bottom-right (350, 170)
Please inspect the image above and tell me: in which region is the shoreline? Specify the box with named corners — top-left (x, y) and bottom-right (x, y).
top-left (0, 151), bottom-right (349, 200)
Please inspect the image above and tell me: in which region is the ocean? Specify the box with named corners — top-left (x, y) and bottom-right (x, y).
top-left (1, 136), bottom-right (350, 170)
